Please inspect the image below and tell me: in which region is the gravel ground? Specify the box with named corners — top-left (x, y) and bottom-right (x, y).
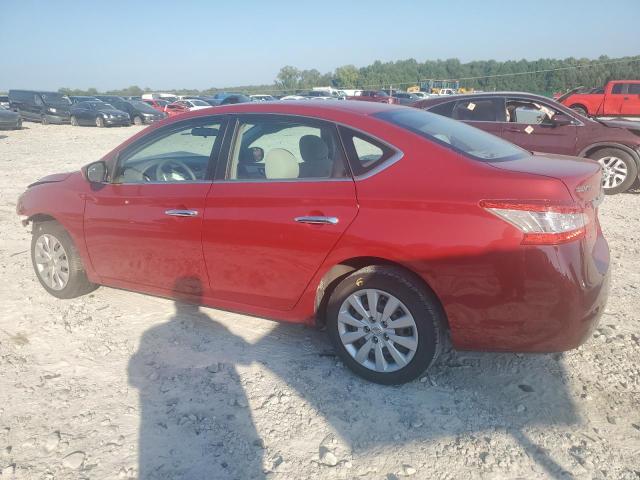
top-left (0, 123), bottom-right (639, 480)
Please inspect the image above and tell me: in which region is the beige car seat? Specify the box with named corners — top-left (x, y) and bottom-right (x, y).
top-left (265, 148), bottom-right (299, 179)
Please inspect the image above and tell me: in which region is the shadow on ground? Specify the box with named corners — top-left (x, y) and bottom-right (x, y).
top-left (129, 277), bottom-right (579, 479)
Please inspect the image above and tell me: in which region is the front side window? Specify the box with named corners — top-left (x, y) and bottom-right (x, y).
top-left (375, 108), bottom-right (526, 162)
top-left (226, 116), bottom-right (347, 181)
top-left (611, 84), bottom-right (624, 94)
top-left (505, 98), bottom-right (561, 125)
top-left (114, 120), bottom-right (222, 183)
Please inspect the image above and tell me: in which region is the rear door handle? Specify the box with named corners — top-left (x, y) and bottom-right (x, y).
top-left (165, 209), bottom-right (198, 217)
top-left (294, 216), bottom-right (339, 225)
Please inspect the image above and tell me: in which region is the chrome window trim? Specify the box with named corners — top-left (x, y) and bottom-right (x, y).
top-left (220, 112), bottom-right (405, 184)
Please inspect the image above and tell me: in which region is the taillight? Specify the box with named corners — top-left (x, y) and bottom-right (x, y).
top-left (480, 201), bottom-right (587, 245)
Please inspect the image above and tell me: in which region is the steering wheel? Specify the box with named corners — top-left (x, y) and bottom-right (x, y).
top-left (155, 159), bottom-right (197, 182)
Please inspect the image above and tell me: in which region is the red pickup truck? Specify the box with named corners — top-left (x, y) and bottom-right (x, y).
top-left (559, 80), bottom-right (640, 118)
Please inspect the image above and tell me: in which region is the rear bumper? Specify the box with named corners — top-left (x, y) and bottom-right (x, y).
top-left (441, 233), bottom-right (610, 353)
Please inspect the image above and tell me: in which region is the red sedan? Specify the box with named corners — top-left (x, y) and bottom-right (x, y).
top-left (16, 101), bottom-right (609, 384)
top-left (163, 101), bottom-right (191, 117)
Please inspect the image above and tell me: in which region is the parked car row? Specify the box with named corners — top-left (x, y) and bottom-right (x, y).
top-left (6, 90), bottom-right (168, 128)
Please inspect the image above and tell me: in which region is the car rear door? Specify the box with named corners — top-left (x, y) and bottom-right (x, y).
top-left (202, 114), bottom-right (358, 311)
top-left (501, 97), bottom-right (578, 155)
top-left (449, 97), bottom-right (505, 138)
top-left (83, 116), bottom-right (227, 294)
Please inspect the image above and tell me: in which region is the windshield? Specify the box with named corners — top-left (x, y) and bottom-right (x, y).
top-left (130, 101), bottom-right (159, 113)
top-left (41, 93), bottom-right (71, 105)
top-left (375, 108), bottom-right (527, 161)
top-left (189, 99), bottom-right (209, 106)
top-left (95, 103), bottom-right (116, 110)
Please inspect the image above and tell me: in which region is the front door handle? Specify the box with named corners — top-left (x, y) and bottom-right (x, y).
top-left (165, 209), bottom-right (199, 217)
top-left (294, 216), bottom-right (339, 225)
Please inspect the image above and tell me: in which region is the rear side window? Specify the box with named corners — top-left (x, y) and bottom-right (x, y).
top-left (628, 84), bottom-right (640, 94)
top-left (339, 127), bottom-right (396, 176)
top-left (374, 108), bottom-right (526, 162)
top-left (452, 98), bottom-right (502, 122)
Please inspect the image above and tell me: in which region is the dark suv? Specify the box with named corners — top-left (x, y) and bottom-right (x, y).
top-left (413, 92), bottom-right (640, 194)
top-left (8, 90), bottom-right (72, 124)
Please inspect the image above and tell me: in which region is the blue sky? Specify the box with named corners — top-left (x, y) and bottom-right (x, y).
top-left (1, 0), bottom-right (639, 91)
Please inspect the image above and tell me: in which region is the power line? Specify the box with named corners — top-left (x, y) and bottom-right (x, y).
top-left (239, 57), bottom-right (640, 94)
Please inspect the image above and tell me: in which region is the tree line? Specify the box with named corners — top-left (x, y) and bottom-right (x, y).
top-left (57, 55), bottom-right (640, 98)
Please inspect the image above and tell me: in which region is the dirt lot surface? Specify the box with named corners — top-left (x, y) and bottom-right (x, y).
top-left (1, 123), bottom-right (639, 479)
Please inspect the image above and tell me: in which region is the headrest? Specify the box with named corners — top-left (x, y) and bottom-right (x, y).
top-left (299, 135), bottom-right (329, 163)
top-left (265, 148), bottom-right (299, 179)
top-left (239, 146), bottom-right (264, 164)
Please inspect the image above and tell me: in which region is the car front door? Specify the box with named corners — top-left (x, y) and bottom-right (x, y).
top-left (83, 116), bottom-right (227, 293)
top-left (602, 83), bottom-right (626, 116)
top-left (202, 114), bottom-right (358, 311)
top-left (501, 97), bottom-right (578, 155)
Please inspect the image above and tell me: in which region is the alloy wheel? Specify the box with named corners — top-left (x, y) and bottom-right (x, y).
top-left (599, 156), bottom-right (628, 190)
top-left (33, 234), bottom-right (70, 290)
top-left (337, 289), bottom-right (418, 373)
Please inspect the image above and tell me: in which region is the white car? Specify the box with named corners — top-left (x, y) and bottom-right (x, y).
top-left (179, 99), bottom-right (211, 110)
top-left (250, 95), bottom-right (276, 102)
top-left (412, 92), bottom-right (434, 99)
top-left (280, 95), bottom-right (308, 101)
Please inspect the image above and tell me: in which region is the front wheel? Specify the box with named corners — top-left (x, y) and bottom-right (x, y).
top-left (95, 116), bottom-right (104, 128)
top-left (41, 115), bottom-right (49, 125)
top-left (31, 221), bottom-right (98, 299)
top-left (570, 105), bottom-right (588, 116)
top-left (589, 148), bottom-right (638, 195)
top-left (326, 266), bottom-right (445, 384)
top-left (70, 116), bottom-right (79, 126)
top-left (133, 115), bottom-right (143, 126)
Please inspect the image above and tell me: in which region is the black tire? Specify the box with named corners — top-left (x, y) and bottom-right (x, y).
top-left (588, 147), bottom-right (638, 195)
top-left (326, 265), bottom-right (445, 384)
top-left (95, 116), bottom-right (104, 128)
top-left (570, 105), bottom-right (588, 116)
top-left (70, 116), bottom-right (79, 127)
top-left (133, 115), bottom-right (143, 126)
top-left (14, 118), bottom-right (22, 130)
top-left (31, 221), bottom-right (98, 299)
top-left (41, 115), bottom-right (49, 125)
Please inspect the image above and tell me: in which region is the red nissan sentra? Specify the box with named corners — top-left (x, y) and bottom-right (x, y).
top-left (16, 101), bottom-right (610, 384)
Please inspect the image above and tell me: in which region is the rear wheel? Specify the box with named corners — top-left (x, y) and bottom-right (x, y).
top-left (326, 266), bottom-right (445, 384)
top-left (570, 105), bottom-right (588, 116)
top-left (589, 147), bottom-right (638, 195)
top-left (31, 221), bottom-right (98, 299)
top-left (133, 115), bottom-right (143, 126)
top-left (95, 116), bottom-right (104, 128)
top-left (14, 118), bottom-right (22, 130)
top-left (70, 116), bottom-right (79, 126)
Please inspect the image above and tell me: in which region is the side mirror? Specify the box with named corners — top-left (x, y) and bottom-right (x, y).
top-left (84, 160), bottom-right (107, 183)
top-left (552, 113), bottom-right (573, 126)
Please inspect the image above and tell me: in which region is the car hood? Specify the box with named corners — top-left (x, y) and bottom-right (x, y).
top-left (595, 117), bottom-right (640, 133)
top-left (28, 172), bottom-right (73, 188)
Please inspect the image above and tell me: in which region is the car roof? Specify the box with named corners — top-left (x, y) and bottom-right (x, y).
top-left (208, 100), bottom-right (404, 115)
top-left (416, 91), bottom-right (557, 105)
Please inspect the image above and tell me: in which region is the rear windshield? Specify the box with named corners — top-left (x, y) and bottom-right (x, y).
top-left (374, 108), bottom-right (527, 161)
